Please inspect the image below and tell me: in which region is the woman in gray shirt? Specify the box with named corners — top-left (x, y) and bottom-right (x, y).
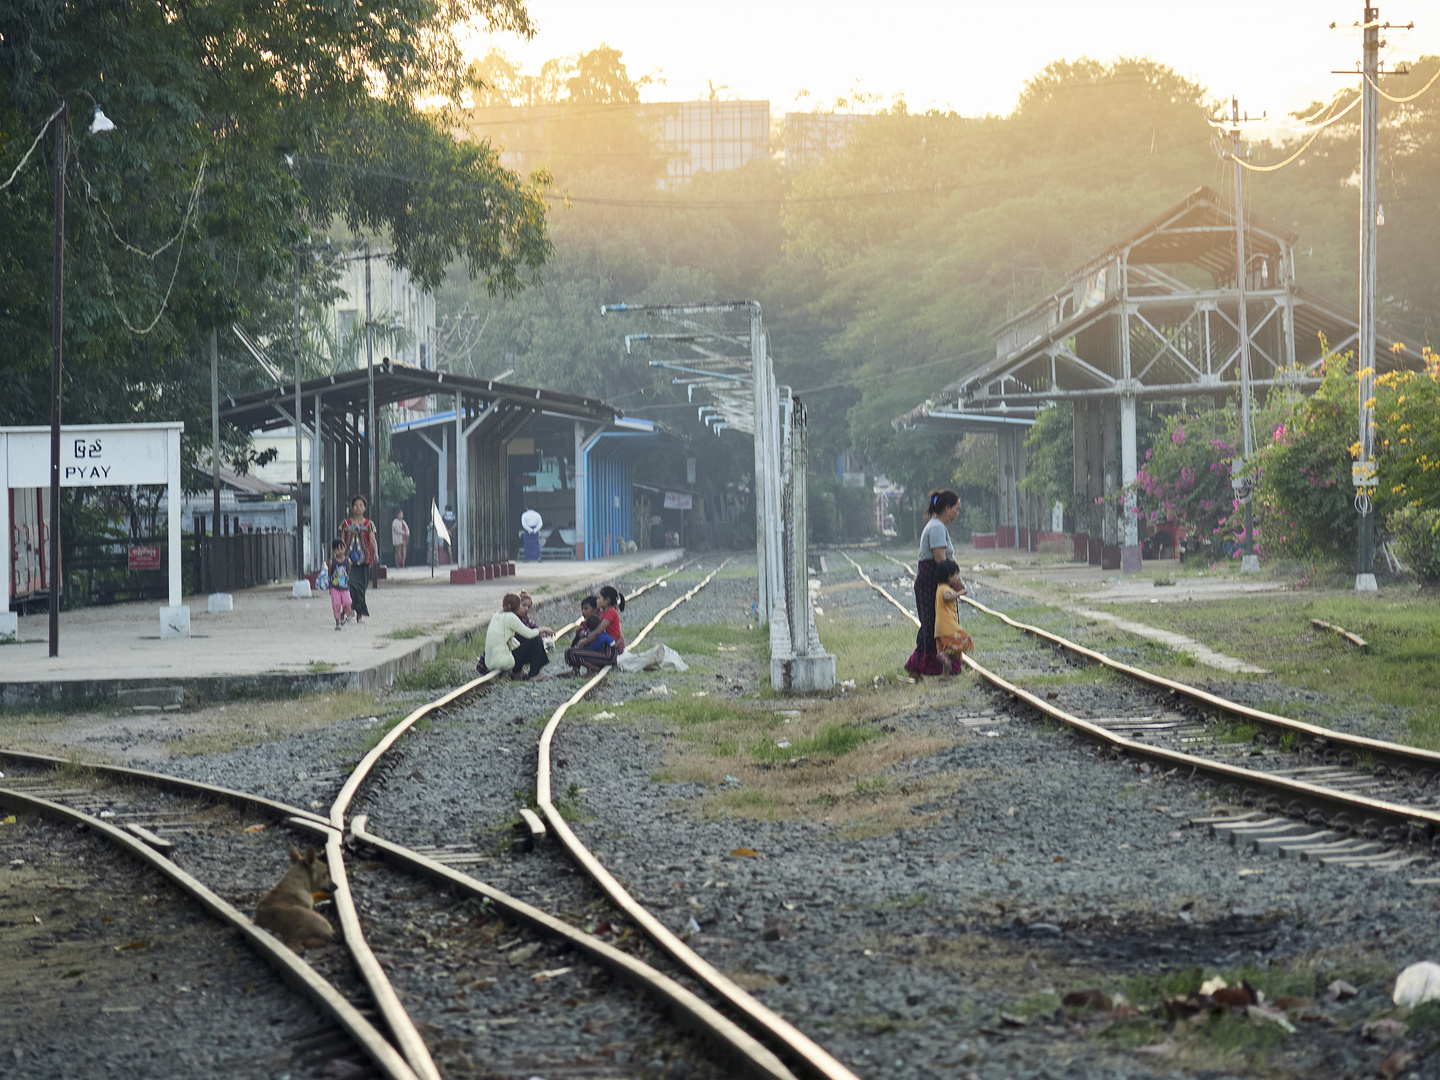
top-left (906, 489), bottom-right (961, 677)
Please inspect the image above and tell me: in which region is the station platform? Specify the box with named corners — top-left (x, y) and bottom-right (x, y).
top-left (0, 550), bottom-right (683, 707)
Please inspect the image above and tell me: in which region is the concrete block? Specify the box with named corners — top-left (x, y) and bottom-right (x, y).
top-left (506, 562), bottom-right (516, 576)
top-left (1355, 573), bottom-right (1378, 592)
top-left (117, 685), bottom-right (184, 708)
top-left (159, 605), bottom-right (191, 640)
top-left (207, 593), bottom-right (234, 613)
top-left (450, 568), bottom-right (479, 585)
top-left (291, 579), bottom-right (313, 599)
top-left (0, 610), bottom-right (16, 643)
top-left (1241, 555), bottom-right (1260, 574)
top-left (771, 651), bottom-right (837, 693)
top-left (1121, 544), bottom-right (1142, 574)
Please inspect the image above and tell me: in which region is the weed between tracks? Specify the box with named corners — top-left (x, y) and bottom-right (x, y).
top-left (573, 612), bottom-right (992, 839)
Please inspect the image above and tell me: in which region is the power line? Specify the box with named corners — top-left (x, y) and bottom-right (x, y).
top-left (0, 103), bottom-right (64, 192)
top-left (1365, 64), bottom-right (1440, 103)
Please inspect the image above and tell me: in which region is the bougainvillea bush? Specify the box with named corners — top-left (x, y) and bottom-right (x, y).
top-left (1132, 404), bottom-right (1240, 555)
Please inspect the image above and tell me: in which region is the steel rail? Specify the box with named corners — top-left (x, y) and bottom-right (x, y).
top-left (534, 560), bottom-right (864, 1080)
top-left (0, 786), bottom-right (418, 1080)
top-left (870, 550), bottom-right (1440, 779)
top-left (0, 747), bottom-right (330, 825)
top-left (336, 815), bottom-right (797, 1080)
top-left (318, 559), bottom-right (700, 1080)
top-left (839, 552), bottom-right (1440, 838)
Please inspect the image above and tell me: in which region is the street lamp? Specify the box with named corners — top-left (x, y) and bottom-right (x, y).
top-left (48, 100), bottom-right (115, 657)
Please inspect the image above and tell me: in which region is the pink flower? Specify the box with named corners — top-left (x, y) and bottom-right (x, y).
top-left (1173, 427), bottom-right (1187, 445)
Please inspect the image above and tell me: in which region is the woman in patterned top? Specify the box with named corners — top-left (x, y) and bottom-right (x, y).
top-left (338, 495), bottom-right (378, 624)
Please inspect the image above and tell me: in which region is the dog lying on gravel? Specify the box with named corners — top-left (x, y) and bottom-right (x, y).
top-left (254, 846), bottom-right (337, 952)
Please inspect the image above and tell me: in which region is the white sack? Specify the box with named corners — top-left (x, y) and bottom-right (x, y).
top-left (616, 644), bottom-right (689, 673)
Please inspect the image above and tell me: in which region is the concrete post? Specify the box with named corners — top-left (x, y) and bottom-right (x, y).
top-left (1102, 397), bottom-right (1119, 568)
top-left (1120, 394), bottom-right (1141, 573)
top-left (0, 435), bottom-right (14, 641)
top-left (1072, 400), bottom-right (1089, 562)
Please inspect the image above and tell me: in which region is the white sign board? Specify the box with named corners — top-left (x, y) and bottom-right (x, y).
top-left (664, 491), bottom-right (693, 510)
top-left (1, 423), bottom-right (187, 642)
top-left (3, 424), bottom-right (177, 488)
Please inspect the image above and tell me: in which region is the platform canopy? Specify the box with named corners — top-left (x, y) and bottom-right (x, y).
top-left (921, 185), bottom-right (1418, 415)
top-left (897, 185), bottom-right (1423, 573)
top-left (221, 361), bottom-right (618, 570)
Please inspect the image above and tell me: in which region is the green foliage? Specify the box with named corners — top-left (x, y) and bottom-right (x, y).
top-left (1374, 346), bottom-right (1440, 516)
top-left (1388, 506), bottom-right (1440, 584)
top-left (380, 459), bottom-right (416, 507)
top-left (1251, 351), bottom-right (1359, 562)
top-left (1020, 402), bottom-right (1073, 516)
top-left (0, 0), bottom-right (548, 491)
top-left (809, 474), bottom-right (873, 544)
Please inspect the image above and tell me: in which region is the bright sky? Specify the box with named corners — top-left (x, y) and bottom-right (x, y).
top-left (467, 0), bottom-right (1439, 135)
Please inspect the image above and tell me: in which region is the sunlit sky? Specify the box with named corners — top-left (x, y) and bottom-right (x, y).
top-left (466, 0), bottom-right (1439, 137)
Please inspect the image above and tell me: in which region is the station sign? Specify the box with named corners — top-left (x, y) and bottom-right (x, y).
top-left (3, 424), bottom-right (176, 488)
top-left (664, 491), bottom-right (693, 510)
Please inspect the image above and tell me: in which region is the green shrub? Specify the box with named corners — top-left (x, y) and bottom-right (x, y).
top-left (1388, 506), bottom-right (1440, 583)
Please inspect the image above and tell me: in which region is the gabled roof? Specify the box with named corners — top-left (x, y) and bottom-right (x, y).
top-left (221, 361), bottom-right (617, 434)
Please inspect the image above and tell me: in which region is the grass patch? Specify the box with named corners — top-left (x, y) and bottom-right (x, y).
top-left (393, 633), bottom-right (479, 691)
top-left (648, 621), bottom-right (769, 660)
top-left (306, 660), bottom-right (336, 673)
top-left (1212, 719), bottom-right (1260, 744)
top-left (383, 624), bottom-right (437, 640)
top-left (753, 721), bottom-right (880, 763)
top-left (1101, 589), bottom-right (1440, 747)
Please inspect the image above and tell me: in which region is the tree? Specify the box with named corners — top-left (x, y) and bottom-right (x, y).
top-left (0, 0), bottom-right (549, 492)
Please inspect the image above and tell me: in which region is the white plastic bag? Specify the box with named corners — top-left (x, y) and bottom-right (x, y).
top-left (616, 644), bottom-right (689, 673)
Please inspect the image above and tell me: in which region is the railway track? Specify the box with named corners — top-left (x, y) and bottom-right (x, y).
top-left (0, 559), bottom-right (716, 1080)
top-left (335, 556), bottom-right (863, 1080)
top-left (842, 549), bottom-right (1439, 876)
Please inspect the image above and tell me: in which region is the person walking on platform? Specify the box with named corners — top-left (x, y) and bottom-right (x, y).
top-left (905, 489), bottom-right (960, 678)
top-left (339, 495), bottom-right (378, 625)
top-left (521, 507), bottom-right (543, 562)
top-left (391, 510), bottom-right (410, 568)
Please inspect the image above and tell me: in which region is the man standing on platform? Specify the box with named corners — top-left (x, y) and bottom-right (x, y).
top-left (391, 510), bottom-right (410, 568)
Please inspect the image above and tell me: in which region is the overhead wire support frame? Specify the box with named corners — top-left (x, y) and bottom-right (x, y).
top-left (601, 299), bottom-right (834, 691)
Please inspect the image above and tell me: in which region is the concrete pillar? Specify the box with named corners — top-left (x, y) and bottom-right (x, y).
top-left (1101, 397), bottom-right (1119, 569)
top-left (1014, 426), bottom-right (1030, 551)
top-left (1072, 400), bottom-right (1089, 563)
top-left (1120, 394), bottom-right (1141, 573)
top-left (1087, 400), bottom-right (1103, 564)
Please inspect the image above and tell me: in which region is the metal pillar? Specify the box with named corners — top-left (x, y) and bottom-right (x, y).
top-left (47, 103), bottom-right (65, 656)
top-left (1087, 400), bottom-right (1104, 564)
top-left (1230, 99), bottom-right (1259, 573)
top-left (1355, 5), bottom-right (1380, 590)
top-left (454, 392), bottom-right (465, 567)
top-left (573, 421), bottom-right (587, 560)
top-left (210, 328), bottom-right (223, 594)
top-left (310, 393), bottom-right (322, 571)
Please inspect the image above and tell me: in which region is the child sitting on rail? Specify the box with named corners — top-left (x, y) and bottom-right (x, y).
top-left (933, 560), bottom-right (973, 677)
top-left (564, 586), bottom-right (626, 675)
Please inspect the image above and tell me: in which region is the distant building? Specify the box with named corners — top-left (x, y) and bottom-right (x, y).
top-left (330, 257), bottom-right (437, 373)
top-left (784, 112), bottom-right (863, 169)
top-left (457, 100), bottom-right (771, 189)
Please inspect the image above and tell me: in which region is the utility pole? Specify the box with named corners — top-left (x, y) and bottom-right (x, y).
top-left (47, 102), bottom-right (66, 657)
top-left (210, 326), bottom-right (221, 583)
top-left (1354, 4), bottom-right (1382, 591)
top-left (1226, 97), bottom-right (1260, 573)
top-left (286, 156), bottom-right (305, 578)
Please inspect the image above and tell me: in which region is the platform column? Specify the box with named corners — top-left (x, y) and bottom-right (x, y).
top-left (160, 426), bottom-right (190, 638)
top-left (1101, 397), bottom-right (1119, 568)
top-left (1120, 394), bottom-right (1141, 573)
top-left (1072, 401), bottom-right (1089, 563)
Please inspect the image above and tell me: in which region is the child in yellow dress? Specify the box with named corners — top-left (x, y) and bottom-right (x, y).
top-left (933, 560), bottom-right (973, 677)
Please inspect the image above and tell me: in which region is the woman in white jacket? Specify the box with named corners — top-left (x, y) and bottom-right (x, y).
top-left (482, 594), bottom-right (552, 681)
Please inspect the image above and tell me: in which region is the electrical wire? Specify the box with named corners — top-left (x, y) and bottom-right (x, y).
top-left (1232, 94), bottom-right (1362, 173)
top-left (0, 103), bottom-right (64, 192)
top-left (1365, 66), bottom-right (1440, 104)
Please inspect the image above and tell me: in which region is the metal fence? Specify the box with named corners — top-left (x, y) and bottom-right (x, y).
top-left (195, 530), bottom-right (296, 594)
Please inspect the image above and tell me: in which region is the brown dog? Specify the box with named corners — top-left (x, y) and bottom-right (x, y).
top-left (255, 845), bottom-right (337, 952)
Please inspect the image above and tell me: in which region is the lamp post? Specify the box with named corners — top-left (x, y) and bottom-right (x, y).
top-left (48, 100), bottom-right (116, 657)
